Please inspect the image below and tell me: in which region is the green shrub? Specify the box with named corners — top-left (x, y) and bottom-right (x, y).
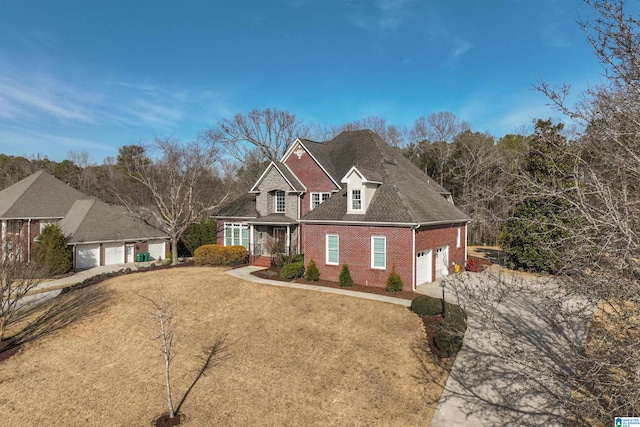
top-left (181, 219), bottom-right (218, 256)
top-left (339, 264), bottom-right (353, 287)
top-left (434, 303), bottom-right (468, 355)
top-left (280, 261), bottom-right (305, 279)
top-left (411, 295), bottom-right (443, 316)
top-left (305, 259), bottom-right (320, 281)
top-left (35, 223), bottom-right (71, 275)
top-left (193, 244), bottom-right (248, 266)
top-left (386, 267), bottom-right (403, 292)
top-left (274, 253), bottom-right (304, 268)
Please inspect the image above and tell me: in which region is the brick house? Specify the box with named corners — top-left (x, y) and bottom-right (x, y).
top-left (0, 171), bottom-right (169, 269)
top-left (215, 130), bottom-right (470, 291)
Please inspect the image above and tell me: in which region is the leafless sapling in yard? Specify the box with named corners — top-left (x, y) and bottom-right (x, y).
top-left (139, 292), bottom-right (178, 419)
top-left (0, 242), bottom-right (47, 343)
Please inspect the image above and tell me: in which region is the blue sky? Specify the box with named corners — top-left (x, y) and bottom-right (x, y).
top-left (0, 0), bottom-right (618, 162)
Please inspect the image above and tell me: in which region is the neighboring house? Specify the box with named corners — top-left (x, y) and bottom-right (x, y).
top-left (0, 171), bottom-right (168, 269)
top-left (215, 129), bottom-right (470, 291)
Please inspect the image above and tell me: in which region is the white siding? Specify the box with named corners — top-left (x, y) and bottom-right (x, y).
top-left (76, 244), bottom-right (100, 269)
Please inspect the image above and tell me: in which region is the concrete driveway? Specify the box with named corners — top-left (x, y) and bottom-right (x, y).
top-left (18, 262), bottom-right (156, 309)
top-left (417, 269), bottom-right (593, 426)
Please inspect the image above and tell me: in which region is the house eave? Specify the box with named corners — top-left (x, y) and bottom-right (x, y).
top-left (300, 218), bottom-right (470, 227)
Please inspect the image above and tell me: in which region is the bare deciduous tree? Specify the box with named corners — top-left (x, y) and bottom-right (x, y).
top-left (119, 138), bottom-right (228, 265)
top-left (0, 245), bottom-right (47, 343)
top-left (208, 107), bottom-right (310, 162)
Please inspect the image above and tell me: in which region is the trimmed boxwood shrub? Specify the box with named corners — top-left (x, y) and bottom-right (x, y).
top-left (339, 264), bottom-right (353, 287)
top-left (386, 267), bottom-right (403, 292)
top-left (305, 259), bottom-right (320, 281)
top-left (411, 295), bottom-right (443, 316)
top-left (280, 260), bottom-right (305, 279)
top-left (434, 303), bottom-right (468, 355)
top-left (193, 244), bottom-right (248, 266)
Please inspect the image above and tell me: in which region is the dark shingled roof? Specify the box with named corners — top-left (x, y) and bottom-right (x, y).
top-left (0, 171), bottom-right (88, 219)
top-left (247, 213), bottom-right (297, 225)
top-left (215, 193), bottom-right (258, 218)
top-left (301, 130), bottom-right (469, 224)
top-left (60, 199), bottom-right (168, 243)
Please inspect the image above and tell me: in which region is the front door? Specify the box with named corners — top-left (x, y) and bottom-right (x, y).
top-left (125, 244), bottom-right (135, 263)
top-left (273, 227), bottom-right (286, 253)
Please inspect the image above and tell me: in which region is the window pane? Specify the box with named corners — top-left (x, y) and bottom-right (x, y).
top-left (225, 225), bottom-right (232, 246)
top-left (352, 189), bottom-right (361, 210)
top-left (312, 193), bottom-right (320, 209)
top-left (276, 191), bottom-right (285, 213)
top-left (322, 193), bottom-right (330, 202)
top-left (241, 227), bottom-right (249, 249)
top-left (327, 235), bottom-right (338, 264)
top-left (372, 237), bottom-right (386, 268)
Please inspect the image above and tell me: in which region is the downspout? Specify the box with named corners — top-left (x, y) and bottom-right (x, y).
top-left (28, 219), bottom-right (31, 263)
top-left (297, 194), bottom-right (302, 255)
top-left (1, 220), bottom-right (6, 262)
top-left (412, 224), bottom-right (420, 291)
top-left (465, 223), bottom-right (468, 263)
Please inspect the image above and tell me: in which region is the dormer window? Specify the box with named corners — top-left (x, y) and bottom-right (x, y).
top-left (311, 192), bottom-right (330, 210)
top-left (275, 191), bottom-right (285, 213)
top-left (351, 189), bottom-right (362, 211)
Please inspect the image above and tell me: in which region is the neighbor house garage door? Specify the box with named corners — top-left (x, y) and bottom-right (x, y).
top-left (103, 242), bottom-right (124, 265)
top-left (416, 249), bottom-right (432, 285)
top-left (435, 246), bottom-right (449, 279)
top-left (148, 240), bottom-right (166, 261)
top-left (76, 243), bottom-right (100, 269)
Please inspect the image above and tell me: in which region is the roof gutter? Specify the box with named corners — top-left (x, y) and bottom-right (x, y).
top-left (299, 218), bottom-right (469, 227)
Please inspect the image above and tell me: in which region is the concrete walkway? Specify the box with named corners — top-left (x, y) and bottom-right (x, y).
top-left (226, 266), bottom-right (411, 307)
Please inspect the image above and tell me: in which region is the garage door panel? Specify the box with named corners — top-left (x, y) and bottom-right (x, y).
top-left (148, 240), bottom-right (165, 261)
top-left (103, 243), bottom-right (124, 265)
top-left (76, 244), bottom-right (100, 269)
top-left (416, 250), bottom-right (432, 285)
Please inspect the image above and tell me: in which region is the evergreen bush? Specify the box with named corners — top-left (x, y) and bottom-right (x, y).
top-left (386, 267), bottom-right (403, 292)
top-left (280, 261), bottom-right (305, 279)
top-left (181, 219), bottom-right (218, 256)
top-left (434, 303), bottom-right (468, 355)
top-left (305, 259), bottom-right (320, 281)
top-left (411, 295), bottom-right (443, 316)
top-left (35, 223), bottom-right (71, 275)
top-left (339, 264), bottom-right (353, 287)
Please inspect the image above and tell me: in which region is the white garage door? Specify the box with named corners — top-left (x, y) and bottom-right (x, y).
top-left (76, 244), bottom-right (100, 269)
top-left (148, 240), bottom-right (166, 261)
top-left (103, 243), bottom-right (124, 265)
top-left (435, 246), bottom-right (449, 279)
top-left (416, 249), bottom-right (432, 285)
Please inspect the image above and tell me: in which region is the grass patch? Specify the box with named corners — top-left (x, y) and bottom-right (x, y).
top-left (0, 267), bottom-right (448, 426)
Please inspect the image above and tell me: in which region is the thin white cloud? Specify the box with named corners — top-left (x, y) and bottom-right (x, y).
top-left (343, 0), bottom-right (419, 31)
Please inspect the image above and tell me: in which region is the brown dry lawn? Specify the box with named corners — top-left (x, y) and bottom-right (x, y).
top-left (0, 267), bottom-right (449, 426)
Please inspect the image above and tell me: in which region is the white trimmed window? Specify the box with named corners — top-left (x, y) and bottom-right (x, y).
top-left (224, 223), bottom-right (249, 249)
top-left (311, 192), bottom-right (330, 210)
top-left (275, 191), bottom-right (285, 213)
top-left (351, 189), bottom-right (362, 210)
top-left (371, 236), bottom-right (386, 269)
top-left (326, 234), bottom-right (339, 265)
top-left (457, 227), bottom-right (461, 248)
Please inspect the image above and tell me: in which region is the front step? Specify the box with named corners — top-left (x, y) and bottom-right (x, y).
top-left (252, 256), bottom-right (271, 267)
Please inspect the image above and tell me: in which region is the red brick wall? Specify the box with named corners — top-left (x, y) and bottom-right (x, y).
top-left (302, 224), bottom-right (413, 290)
top-left (415, 223), bottom-right (466, 278)
top-left (284, 145), bottom-right (337, 218)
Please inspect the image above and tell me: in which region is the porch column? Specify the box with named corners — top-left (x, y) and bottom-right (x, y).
top-left (286, 225), bottom-right (290, 255)
top-left (249, 225), bottom-right (255, 256)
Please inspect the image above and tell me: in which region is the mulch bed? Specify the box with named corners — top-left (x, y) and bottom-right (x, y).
top-left (155, 413), bottom-right (183, 427)
top-left (251, 266), bottom-right (422, 300)
top-left (420, 314), bottom-right (452, 359)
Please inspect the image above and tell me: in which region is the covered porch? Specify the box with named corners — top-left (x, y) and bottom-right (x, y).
top-left (246, 215), bottom-right (299, 265)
